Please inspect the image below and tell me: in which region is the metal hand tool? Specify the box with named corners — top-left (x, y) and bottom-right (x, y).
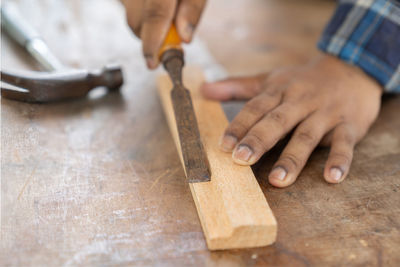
top-left (160, 25), bottom-right (211, 183)
top-left (0, 2), bottom-right (123, 102)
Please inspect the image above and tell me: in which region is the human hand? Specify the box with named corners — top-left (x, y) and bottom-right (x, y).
top-left (121, 0), bottom-right (206, 69)
top-left (201, 54), bottom-right (383, 187)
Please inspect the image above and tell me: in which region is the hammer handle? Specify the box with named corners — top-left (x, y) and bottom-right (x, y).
top-left (1, 2), bottom-right (38, 46)
top-left (1, 2), bottom-right (64, 71)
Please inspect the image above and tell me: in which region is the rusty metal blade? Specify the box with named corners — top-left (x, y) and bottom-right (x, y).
top-left (171, 85), bottom-right (211, 183)
top-left (161, 49), bottom-right (211, 183)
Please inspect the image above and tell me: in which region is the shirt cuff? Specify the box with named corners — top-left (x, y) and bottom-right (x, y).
top-left (318, 0), bottom-right (400, 93)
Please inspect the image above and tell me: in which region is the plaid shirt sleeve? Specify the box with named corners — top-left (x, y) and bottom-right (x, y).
top-left (318, 0), bottom-right (400, 93)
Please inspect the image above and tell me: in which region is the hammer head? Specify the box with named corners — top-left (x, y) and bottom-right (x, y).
top-left (1, 64), bottom-right (124, 103)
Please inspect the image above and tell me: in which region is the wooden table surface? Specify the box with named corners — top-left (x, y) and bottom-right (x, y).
top-left (1, 0), bottom-right (399, 266)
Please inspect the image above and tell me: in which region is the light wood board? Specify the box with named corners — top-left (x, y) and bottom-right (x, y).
top-left (157, 67), bottom-right (277, 250)
top-left (4, 0), bottom-right (400, 265)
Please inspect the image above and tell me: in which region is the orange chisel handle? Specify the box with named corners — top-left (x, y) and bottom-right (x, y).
top-left (159, 24), bottom-right (182, 60)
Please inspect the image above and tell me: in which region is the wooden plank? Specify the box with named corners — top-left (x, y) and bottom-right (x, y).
top-left (157, 67), bottom-right (277, 250)
top-left (3, 0), bottom-right (400, 265)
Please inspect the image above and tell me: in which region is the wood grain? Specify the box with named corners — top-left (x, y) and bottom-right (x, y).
top-left (2, 0), bottom-right (399, 266)
top-left (157, 68), bottom-right (277, 250)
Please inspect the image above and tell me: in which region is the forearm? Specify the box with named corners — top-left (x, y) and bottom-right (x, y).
top-left (318, 0), bottom-right (400, 93)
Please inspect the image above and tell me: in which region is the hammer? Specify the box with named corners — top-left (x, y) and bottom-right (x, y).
top-left (0, 2), bottom-right (124, 103)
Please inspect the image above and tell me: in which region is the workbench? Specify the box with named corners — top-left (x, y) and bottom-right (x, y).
top-left (1, 0), bottom-right (399, 266)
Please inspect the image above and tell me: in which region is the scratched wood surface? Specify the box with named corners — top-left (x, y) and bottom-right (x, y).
top-left (1, 0), bottom-right (399, 266)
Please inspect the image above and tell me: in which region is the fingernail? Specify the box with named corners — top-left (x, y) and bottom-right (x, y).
top-left (219, 135), bottom-right (237, 152)
top-left (269, 167), bottom-right (287, 181)
top-left (183, 22), bottom-right (194, 42)
top-left (329, 167), bottom-right (343, 181)
top-left (233, 145), bottom-right (253, 162)
top-left (145, 57), bottom-right (157, 69)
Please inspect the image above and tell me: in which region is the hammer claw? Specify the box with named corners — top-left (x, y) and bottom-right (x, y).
top-left (1, 71), bottom-right (42, 91)
top-left (1, 87), bottom-right (35, 102)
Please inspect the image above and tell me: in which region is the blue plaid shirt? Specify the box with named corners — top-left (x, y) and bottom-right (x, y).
top-left (318, 0), bottom-right (400, 92)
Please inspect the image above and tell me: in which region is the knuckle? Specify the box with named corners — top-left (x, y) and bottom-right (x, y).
top-left (144, 3), bottom-right (170, 22)
top-left (280, 153), bottom-right (301, 170)
top-left (226, 119), bottom-right (249, 137)
top-left (242, 101), bottom-right (263, 117)
top-left (244, 131), bottom-right (268, 151)
top-left (262, 89), bottom-right (278, 98)
top-left (336, 125), bottom-right (356, 145)
top-left (330, 151), bottom-right (352, 163)
top-left (184, 0), bottom-right (204, 13)
top-left (143, 52), bottom-right (155, 59)
top-left (132, 25), bottom-right (142, 36)
top-left (126, 17), bottom-right (142, 36)
top-left (267, 110), bottom-right (287, 127)
top-left (126, 17), bottom-right (136, 28)
top-left (342, 132), bottom-right (355, 145)
top-left (294, 130), bottom-right (318, 146)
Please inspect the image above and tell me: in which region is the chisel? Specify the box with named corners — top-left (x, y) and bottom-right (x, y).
top-left (159, 25), bottom-right (211, 183)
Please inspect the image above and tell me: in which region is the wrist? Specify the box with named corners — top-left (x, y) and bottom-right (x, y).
top-left (316, 53), bottom-right (384, 96)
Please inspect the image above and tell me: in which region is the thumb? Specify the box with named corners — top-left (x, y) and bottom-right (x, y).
top-left (200, 74), bottom-right (267, 101)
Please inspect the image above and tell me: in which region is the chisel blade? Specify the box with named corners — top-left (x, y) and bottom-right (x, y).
top-left (161, 48), bottom-right (211, 183)
top-left (171, 85), bottom-right (211, 183)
